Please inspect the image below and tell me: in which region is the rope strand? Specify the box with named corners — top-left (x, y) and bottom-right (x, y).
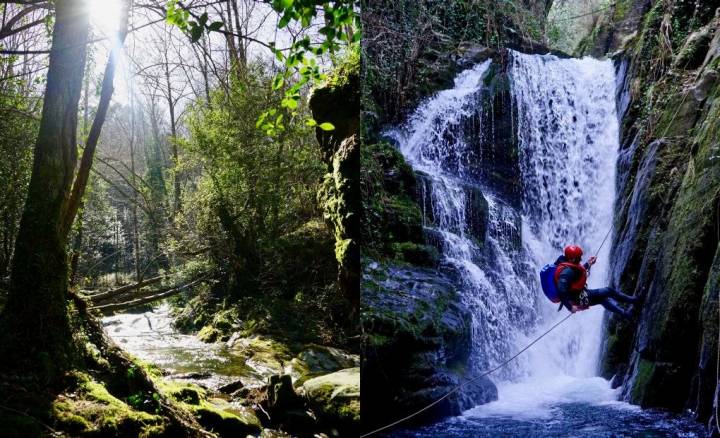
top-left (360, 313), bottom-right (574, 437)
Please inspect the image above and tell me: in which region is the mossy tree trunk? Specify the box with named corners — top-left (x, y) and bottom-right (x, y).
top-left (2, 0), bottom-right (130, 376)
top-left (0, 0), bottom-right (90, 371)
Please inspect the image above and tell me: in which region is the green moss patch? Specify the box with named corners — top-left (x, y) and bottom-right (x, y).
top-left (51, 373), bottom-right (166, 436)
top-left (302, 367), bottom-right (360, 427)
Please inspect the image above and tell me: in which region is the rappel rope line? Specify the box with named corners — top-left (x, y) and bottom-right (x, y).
top-left (715, 275), bottom-right (720, 434)
top-left (360, 313), bottom-right (575, 437)
top-left (586, 226), bottom-right (614, 276)
top-left (593, 227), bottom-right (613, 259)
top-left (362, 229), bottom-right (613, 437)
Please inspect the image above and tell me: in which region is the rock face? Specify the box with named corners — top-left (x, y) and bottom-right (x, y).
top-left (361, 264), bottom-right (498, 432)
top-left (580, 2), bottom-right (720, 433)
top-left (310, 47), bottom-right (361, 318)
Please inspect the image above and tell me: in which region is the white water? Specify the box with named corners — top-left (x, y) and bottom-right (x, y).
top-left (388, 60), bottom-right (536, 378)
top-left (389, 50), bottom-right (623, 420)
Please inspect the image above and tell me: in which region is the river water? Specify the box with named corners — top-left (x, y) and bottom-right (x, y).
top-left (103, 303), bottom-right (271, 389)
top-left (383, 51), bottom-right (708, 436)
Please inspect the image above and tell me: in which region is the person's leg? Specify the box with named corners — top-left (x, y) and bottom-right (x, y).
top-left (587, 287), bottom-right (639, 304)
top-left (598, 298), bottom-right (632, 319)
top-left (606, 287), bottom-right (640, 304)
top-left (585, 287), bottom-right (611, 304)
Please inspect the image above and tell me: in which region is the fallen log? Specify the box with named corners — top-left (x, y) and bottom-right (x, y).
top-left (91, 274), bottom-right (210, 314)
top-left (84, 275), bottom-right (165, 303)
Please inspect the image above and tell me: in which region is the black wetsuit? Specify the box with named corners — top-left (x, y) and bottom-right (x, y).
top-left (554, 256), bottom-right (639, 317)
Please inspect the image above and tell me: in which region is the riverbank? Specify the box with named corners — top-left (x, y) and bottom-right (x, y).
top-left (103, 304), bottom-right (360, 437)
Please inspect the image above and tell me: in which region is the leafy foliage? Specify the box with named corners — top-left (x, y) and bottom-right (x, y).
top-left (165, 0), bottom-right (359, 134)
top-left (0, 56), bottom-right (38, 280)
top-left (362, 0), bottom-right (548, 125)
top-left (179, 61), bottom-right (324, 291)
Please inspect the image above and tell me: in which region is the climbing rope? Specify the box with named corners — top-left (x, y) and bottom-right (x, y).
top-left (360, 313), bottom-right (574, 437)
top-left (593, 227), bottom-right (614, 258)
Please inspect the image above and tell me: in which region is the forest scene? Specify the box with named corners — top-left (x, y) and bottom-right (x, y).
top-left (0, 0), bottom-right (359, 436)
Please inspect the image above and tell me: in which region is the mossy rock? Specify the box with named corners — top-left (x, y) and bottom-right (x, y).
top-left (229, 335), bottom-right (294, 378)
top-left (290, 345), bottom-right (360, 384)
top-left (159, 381), bottom-right (206, 405)
top-left (391, 242), bottom-right (440, 267)
top-left (197, 325), bottom-right (222, 343)
top-left (211, 309), bottom-right (237, 332)
top-left (673, 26), bottom-right (715, 69)
top-left (190, 398), bottom-right (261, 437)
top-left (51, 373), bottom-right (166, 436)
top-left (302, 367), bottom-right (360, 430)
top-left (157, 378), bottom-right (261, 436)
top-left (383, 196), bottom-right (423, 243)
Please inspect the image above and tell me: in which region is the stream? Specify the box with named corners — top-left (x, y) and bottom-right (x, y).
top-left (103, 303), bottom-right (272, 390)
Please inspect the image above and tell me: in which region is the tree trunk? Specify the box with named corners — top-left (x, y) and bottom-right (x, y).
top-left (0, 0), bottom-right (90, 368)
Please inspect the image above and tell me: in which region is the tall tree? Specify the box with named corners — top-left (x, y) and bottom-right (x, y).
top-left (0, 0), bottom-right (91, 367)
top-left (1, 0), bottom-right (130, 373)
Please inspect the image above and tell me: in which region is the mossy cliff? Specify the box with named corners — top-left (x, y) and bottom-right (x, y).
top-left (577, 1), bottom-right (720, 433)
top-left (310, 45), bottom-right (361, 319)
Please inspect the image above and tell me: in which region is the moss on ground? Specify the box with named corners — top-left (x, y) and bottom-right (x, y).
top-left (50, 372), bottom-right (167, 437)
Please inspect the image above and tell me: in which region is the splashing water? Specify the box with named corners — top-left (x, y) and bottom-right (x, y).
top-left (388, 60), bottom-right (536, 379)
top-left (484, 52), bottom-right (627, 422)
top-left (388, 50), bottom-right (628, 426)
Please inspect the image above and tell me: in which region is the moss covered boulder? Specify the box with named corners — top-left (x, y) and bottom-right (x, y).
top-left (159, 378), bottom-right (261, 437)
top-left (302, 367), bottom-right (360, 433)
top-left (51, 373), bottom-right (167, 437)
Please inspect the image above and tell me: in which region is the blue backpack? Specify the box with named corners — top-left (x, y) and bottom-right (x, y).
top-left (540, 264), bottom-right (560, 303)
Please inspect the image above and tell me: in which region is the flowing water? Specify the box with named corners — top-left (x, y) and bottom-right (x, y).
top-left (103, 304), bottom-right (274, 389)
top-left (384, 51), bottom-right (705, 436)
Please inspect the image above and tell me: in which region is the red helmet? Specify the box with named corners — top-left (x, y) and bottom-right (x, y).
top-left (564, 245), bottom-right (583, 260)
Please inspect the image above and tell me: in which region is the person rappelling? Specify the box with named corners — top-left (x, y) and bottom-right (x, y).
top-left (540, 245), bottom-right (641, 318)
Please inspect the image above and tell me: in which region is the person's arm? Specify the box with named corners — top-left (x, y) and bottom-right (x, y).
top-left (584, 256), bottom-right (597, 270)
top-left (557, 268), bottom-right (578, 312)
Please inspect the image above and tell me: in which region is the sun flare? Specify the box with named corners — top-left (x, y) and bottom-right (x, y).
top-left (86, 0), bottom-right (124, 34)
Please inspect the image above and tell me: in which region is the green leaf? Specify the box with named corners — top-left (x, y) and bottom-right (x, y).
top-left (278, 13), bottom-right (292, 29)
top-left (272, 75), bottom-right (284, 90)
top-left (318, 122), bottom-right (335, 131)
top-left (281, 97), bottom-right (298, 109)
top-left (189, 22), bottom-right (203, 42)
top-left (208, 21), bottom-right (224, 31)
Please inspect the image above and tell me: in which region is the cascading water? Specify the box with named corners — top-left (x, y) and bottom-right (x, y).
top-left (470, 51), bottom-right (622, 416)
top-left (387, 60), bottom-right (537, 379)
top-left (384, 50), bottom-right (654, 433)
top-left (389, 51), bottom-right (619, 384)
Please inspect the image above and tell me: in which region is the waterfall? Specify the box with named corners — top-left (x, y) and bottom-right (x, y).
top-left (388, 50), bottom-right (621, 411)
